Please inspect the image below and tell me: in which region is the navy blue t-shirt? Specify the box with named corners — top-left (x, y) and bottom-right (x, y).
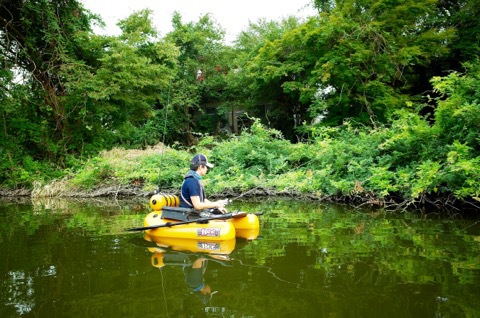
top-left (180, 173), bottom-right (205, 208)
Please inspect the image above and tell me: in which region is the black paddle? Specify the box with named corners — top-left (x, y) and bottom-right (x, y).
top-left (125, 211), bottom-right (248, 232)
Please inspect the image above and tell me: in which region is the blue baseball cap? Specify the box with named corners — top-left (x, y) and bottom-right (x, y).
top-left (191, 154), bottom-right (214, 168)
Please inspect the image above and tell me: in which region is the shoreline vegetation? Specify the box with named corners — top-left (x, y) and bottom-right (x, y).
top-left (1, 121), bottom-right (479, 213)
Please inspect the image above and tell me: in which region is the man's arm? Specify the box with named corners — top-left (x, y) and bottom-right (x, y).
top-left (191, 196), bottom-right (228, 212)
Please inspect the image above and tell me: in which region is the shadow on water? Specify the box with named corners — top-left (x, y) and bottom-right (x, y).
top-left (0, 197), bottom-right (479, 317)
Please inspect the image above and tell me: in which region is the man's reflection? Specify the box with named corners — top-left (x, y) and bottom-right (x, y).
top-left (183, 257), bottom-right (218, 304)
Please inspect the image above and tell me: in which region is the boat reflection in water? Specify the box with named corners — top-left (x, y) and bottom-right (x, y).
top-left (144, 222), bottom-right (259, 270)
top-left (144, 232), bottom-right (257, 306)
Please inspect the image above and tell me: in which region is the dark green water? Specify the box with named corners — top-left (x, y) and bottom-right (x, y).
top-left (1, 197), bottom-right (479, 317)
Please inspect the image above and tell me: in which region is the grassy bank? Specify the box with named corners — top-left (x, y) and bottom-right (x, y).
top-left (8, 119), bottom-right (475, 212)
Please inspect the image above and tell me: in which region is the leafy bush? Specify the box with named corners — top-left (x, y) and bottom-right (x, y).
top-left (211, 119), bottom-right (293, 177)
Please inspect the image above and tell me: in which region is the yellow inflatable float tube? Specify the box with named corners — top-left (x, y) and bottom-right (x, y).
top-left (143, 211), bottom-right (236, 241)
top-left (144, 193), bottom-right (260, 240)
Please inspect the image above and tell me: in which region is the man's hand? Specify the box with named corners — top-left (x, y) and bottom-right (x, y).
top-left (215, 199), bottom-right (229, 213)
top-left (217, 199), bottom-right (230, 207)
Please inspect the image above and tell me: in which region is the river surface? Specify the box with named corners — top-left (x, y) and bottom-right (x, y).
top-left (1, 197), bottom-right (479, 317)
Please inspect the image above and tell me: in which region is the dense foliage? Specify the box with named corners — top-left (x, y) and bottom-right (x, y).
top-left (1, 0), bottom-right (479, 208)
top-left (30, 117), bottom-right (477, 210)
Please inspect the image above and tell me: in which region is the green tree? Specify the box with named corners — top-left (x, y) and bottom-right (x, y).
top-left (0, 3), bottom-right (179, 186)
top-left (60, 9), bottom-right (179, 151)
top-left (227, 17), bottom-right (308, 140)
top-left (0, 0), bottom-right (94, 156)
top-left (433, 0), bottom-right (480, 66)
top-left (163, 12), bottom-right (229, 142)
top-left (0, 0), bottom-right (97, 186)
top-left (305, 0), bottom-right (454, 127)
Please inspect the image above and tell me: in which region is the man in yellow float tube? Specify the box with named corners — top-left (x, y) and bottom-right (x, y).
top-left (179, 154), bottom-right (229, 214)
